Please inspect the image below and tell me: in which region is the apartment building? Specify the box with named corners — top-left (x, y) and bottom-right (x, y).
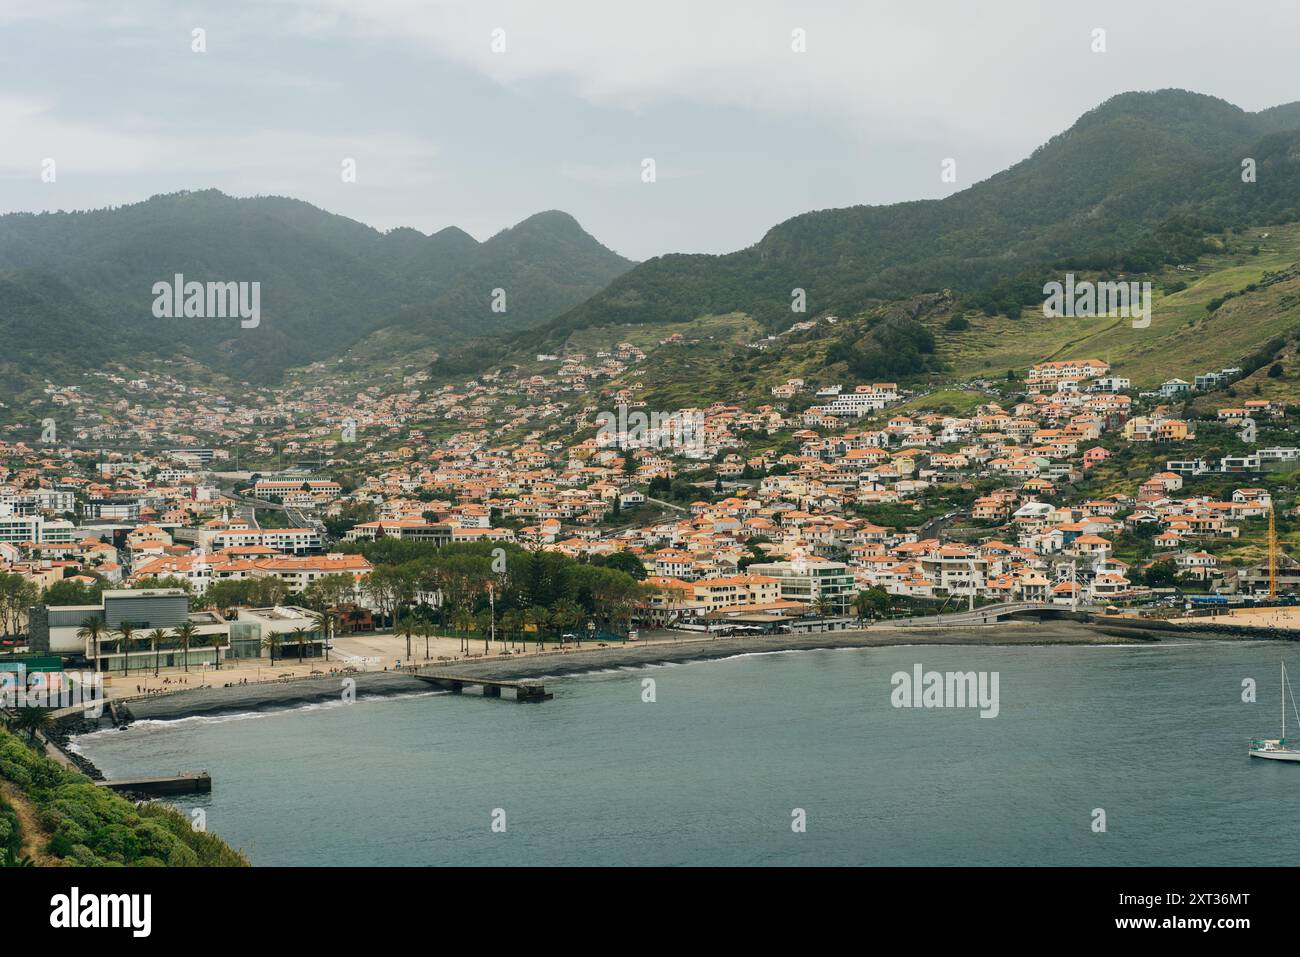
top-left (251, 479), bottom-right (343, 500)
top-left (689, 574), bottom-right (781, 612)
top-left (211, 527), bottom-right (324, 554)
top-left (745, 560), bottom-right (856, 611)
top-left (343, 520), bottom-right (452, 544)
top-left (0, 510), bottom-right (76, 545)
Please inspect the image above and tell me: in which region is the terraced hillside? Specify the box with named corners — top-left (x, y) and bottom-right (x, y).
top-left (935, 224), bottom-right (1300, 389)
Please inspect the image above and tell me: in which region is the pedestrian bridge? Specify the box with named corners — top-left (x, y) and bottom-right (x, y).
top-left (892, 601), bottom-right (1095, 627)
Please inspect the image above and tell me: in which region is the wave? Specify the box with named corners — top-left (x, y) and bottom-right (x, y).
top-left (71, 688), bottom-right (449, 741)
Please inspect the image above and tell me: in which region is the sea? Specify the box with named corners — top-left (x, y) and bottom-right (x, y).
top-left (71, 640), bottom-right (1300, 866)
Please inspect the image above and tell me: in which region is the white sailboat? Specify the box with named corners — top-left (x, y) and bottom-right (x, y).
top-left (1249, 661), bottom-right (1300, 762)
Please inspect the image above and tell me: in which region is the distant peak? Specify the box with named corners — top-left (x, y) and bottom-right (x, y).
top-left (431, 224), bottom-right (479, 244)
top-left (510, 210), bottom-right (584, 232)
top-left (1071, 89), bottom-right (1248, 131)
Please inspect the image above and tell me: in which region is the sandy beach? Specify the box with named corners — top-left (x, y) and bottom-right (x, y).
top-left (1166, 606), bottom-right (1300, 630)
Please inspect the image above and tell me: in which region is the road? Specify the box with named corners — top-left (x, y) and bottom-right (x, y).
top-left (223, 490), bottom-right (325, 535)
top-left (918, 508), bottom-right (967, 541)
top-left (645, 496), bottom-right (688, 512)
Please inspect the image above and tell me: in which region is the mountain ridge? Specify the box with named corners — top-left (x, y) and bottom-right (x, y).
top-left (0, 190), bottom-right (634, 393)
top-left (448, 89), bottom-right (1300, 374)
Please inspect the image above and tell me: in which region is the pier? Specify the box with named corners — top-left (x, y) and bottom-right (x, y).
top-left (414, 671), bottom-right (552, 702)
top-left (97, 772), bottom-right (212, 797)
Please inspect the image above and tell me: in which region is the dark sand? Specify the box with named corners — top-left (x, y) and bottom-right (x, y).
top-left (120, 620), bottom-right (1148, 722)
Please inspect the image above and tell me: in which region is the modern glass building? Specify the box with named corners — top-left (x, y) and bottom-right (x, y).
top-left (745, 561), bottom-right (856, 611)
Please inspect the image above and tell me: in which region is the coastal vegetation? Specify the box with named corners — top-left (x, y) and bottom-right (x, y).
top-left (0, 725), bottom-right (247, 866)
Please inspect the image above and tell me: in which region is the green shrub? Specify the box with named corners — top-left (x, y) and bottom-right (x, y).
top-left (0, 728), bottom-right (247, 867)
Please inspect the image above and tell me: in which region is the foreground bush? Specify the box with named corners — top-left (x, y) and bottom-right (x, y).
top-left (0, 727), bottom-right (247, 867)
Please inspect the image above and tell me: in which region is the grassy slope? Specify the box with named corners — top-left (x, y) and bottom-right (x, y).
top-left (936, 225), bottom-right (1300, 388)
top-left (594, 224), bottom-right (1300, 415)
top-left (893, 389), bottom-right (989, 416)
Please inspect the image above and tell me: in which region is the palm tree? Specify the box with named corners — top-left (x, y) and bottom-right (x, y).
top-left (114, 624), bottom-right (136, 676)
top-left (172, 622), bottom-right (198, 673)
top-left (397, 617), bottom-right (416, 664)
top-left (853, 589), bottom-right (870, 623)
top-left (147, 628), bottom-right (169, 677)
top-left (501, 610), bottom-right (523, 650)
top-left (452, 607), bottom-right (473, 654)
top-left (200, 631), bottom-right (224, 670)
top-left (12, 706), bottom-right (52, 745)
top-left (525, 606), bottom-right (549, 651)
top-left (853, 587), bottom-right (888, 624)
top-left (347, 607), bottom-right (365, 635)
top-left (416, 621), bottom-right (433, 661)
top-left (812, 594), bottom-right (835, 632)
top-left (309, 610), bottom-right (334, 662)
top-left (76, 617), bottom-right (109, 674)
top-left (550, 600), bottom-right (583, 647)
top-left (474, 609), bottom-right (493, 655)
top-left (290, 625), bottom-right (310, 663)
top-left (262, 631), bottom-right (283, 664)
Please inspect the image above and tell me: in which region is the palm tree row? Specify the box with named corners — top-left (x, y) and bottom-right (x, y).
top-left (260, 610), bottom-right (339, 665)
top-left (75, 617), bottom-right (217, 676)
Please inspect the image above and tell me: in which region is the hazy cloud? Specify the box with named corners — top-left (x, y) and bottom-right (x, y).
top-left (1, 0), bottom-right (1297, 258)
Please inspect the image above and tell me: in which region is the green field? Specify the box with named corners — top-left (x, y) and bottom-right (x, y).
top-left (580, 225), bottom-right (1300, 415)
top-left (892, 389), bottom-right (990, 416)
top-left (934, 225), bottom-right (1300, 388)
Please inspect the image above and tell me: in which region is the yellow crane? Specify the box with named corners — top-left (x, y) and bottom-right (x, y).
top-left (1266, 504), bottom-right (1300, 599)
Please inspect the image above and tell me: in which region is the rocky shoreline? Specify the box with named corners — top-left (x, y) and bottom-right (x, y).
top-left (45, 718), bottom-right (106, 780)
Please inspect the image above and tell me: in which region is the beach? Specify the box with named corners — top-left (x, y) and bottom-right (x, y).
top-left (115, 620), bottom-right (1140, 723)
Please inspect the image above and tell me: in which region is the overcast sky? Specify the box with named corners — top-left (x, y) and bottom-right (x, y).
top-left (0, 0), bottom-right (1297, 260)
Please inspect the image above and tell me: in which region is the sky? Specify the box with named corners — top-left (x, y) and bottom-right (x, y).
top-left (0, 0), bottom-right (1297, 261)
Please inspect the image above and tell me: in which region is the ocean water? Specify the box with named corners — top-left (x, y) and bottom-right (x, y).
top-left (72, 641), bottom-right (1300, 866)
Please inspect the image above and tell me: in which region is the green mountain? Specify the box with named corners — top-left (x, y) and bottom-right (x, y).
top-left (455, 90), bottom-right (1300, 373)
top-left (513, 219), bottom-right (1300, 416)
top-left (0, 190), bottom-right (632, 392)
top-left (379, 210), bottom-right (637, 341)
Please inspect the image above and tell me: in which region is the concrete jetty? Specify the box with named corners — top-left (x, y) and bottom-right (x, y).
top-left (414, 671), bottom-right (552, 701)
top-left (97, 772), bottom-right (212, 796)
